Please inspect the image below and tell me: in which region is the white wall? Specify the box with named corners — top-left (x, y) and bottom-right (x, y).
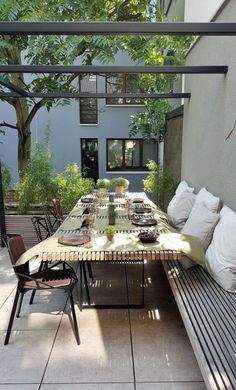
top-left (182, 0), bottom-right (236, 209)
top-left (185, 0), bottom-right (225, 21)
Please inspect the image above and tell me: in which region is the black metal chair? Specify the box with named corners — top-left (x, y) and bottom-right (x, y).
top-left (43, 204), bottom-right (62, 233)
top-left (31, 216), bottom-right (52, 242)
top-left (4, 235), bottom-right (80, 345)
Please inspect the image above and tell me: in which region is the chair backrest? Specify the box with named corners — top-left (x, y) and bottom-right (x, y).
top-left (31, 216), bottom-right (52, 242)
top-left (43, 204), bottom-right (61, 232)
top-left (2, 234), bottom-right (21, 248)
top-left (8, 236), bottom-right (29, 276)
top-left (52, 197), bottom-right (63, 221)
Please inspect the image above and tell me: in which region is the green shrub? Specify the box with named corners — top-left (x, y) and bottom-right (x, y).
top-left (15, 130), bottom-right (56, 213)
top-left (143, 160), bottom-right (174, 210)
top-left (1, 164), bottom-right (12, 196)
top-left (54, 163), bottom-right (94, 212)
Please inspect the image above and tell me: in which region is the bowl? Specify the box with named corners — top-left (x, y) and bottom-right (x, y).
top-left (138, 231), bottom-right (159, 243)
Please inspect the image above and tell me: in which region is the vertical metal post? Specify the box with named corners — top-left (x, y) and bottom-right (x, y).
top-left (0, 161), bottom-right (6, 247)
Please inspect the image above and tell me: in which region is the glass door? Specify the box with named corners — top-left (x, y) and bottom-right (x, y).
top-left (81, 138), bottom-right (98, 181)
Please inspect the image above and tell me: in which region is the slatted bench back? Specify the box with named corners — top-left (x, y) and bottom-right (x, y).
top-left (162, 260), bottom-right (236, 390)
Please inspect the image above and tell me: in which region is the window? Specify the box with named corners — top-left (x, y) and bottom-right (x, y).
top-left (79, 75), bottom-right (98, 124)
top-left (106, 74), bottom-right (144, 105)
top-left (107, 139), bottom-right (158, 171)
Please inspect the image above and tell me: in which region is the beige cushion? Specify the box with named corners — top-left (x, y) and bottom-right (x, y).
top-left (167, 191), bottom-right (196, 230)
top-left (205, 206), bottom-right (236, 292)
top-left (194, 187), bottom-right (220, 213)
top-left (181, 203), bottom-right (219, 251)
top-left (178, 255), bottom-right (196, 270)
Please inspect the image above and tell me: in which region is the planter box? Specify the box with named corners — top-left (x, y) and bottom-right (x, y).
top-left (2, 214), bottom-right (46, 248)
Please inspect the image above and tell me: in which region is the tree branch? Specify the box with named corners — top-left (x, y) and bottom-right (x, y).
top-left (0, 121), bottom-right (19, 130)
top-left (24, 98), bottom-right (48, 130)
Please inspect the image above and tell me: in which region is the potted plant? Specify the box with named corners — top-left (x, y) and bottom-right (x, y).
top-left (110, 177), bottom-right (129, 195)
top-left (96, 178), bottom-right (110, 195)
top-left (105, 226), bottom-right (116, 241)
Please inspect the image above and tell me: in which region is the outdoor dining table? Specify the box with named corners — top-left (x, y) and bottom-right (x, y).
top-left (16, 192), bottom-right (204, 308)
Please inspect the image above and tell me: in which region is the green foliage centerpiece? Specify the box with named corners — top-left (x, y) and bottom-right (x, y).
top-left (110, 177), bottom-right (129, 195)
top-left (105, 226), bottom-right (116, 241)
top-left (96, 178), bottom-right (110, 195)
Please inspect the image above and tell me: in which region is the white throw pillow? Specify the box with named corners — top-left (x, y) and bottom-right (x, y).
top-left (194, 187), bottom-right (220, 213)
top-left (205, 206), bottom-right (236, 292)
top-left (167, 191), bottom-right (196, 230)
top-left (176, 180), bottom-right (194, 195)
top-left (181, 203), bottom-right (219, 251)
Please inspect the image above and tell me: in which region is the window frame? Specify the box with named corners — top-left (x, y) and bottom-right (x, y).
top-left (106, 138), bottom-right (158, 171)
top-left (105, 73), bottom-right (145, 106)
top-left (79, 75), bottom-right (98, 125)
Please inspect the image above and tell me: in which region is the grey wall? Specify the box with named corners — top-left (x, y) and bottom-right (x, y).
top-left (0, 52), bottom-right (149, 192)
top-left (165, 0), bottom-right (185, 21)
top-left (185, 0), bottom-right (225, 21)
top-left (182, 0), bottom-right (236, 209)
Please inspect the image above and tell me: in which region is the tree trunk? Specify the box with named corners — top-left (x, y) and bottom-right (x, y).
top-left (11, 75), bottom-right (31, 178)
top-left (18, 128), bottom-right (31, 176)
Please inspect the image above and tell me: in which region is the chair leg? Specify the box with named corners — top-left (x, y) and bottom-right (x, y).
top-left (82, 262), bottom-right (90, 305)
top-left (79, 263), bottom-right (83, 306)
top-left (30, 261), bottom-right (44, 305)
top-left (29, 290), bottom-right (36, 305)
top-left (16, 292), bottom-right (24, 318)
top-left (87, 263), bottom-right (94, 283)
top-left (69, 291), bottom-right (80, 345)
top-left (4, 285), bottom-right (21, 345)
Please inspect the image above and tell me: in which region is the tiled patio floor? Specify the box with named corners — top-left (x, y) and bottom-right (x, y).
top-left (0, 247), bottom-right (206, 390)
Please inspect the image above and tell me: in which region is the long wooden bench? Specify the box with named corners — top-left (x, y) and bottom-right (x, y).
top-left (162, 259), bottom-right (236, 390)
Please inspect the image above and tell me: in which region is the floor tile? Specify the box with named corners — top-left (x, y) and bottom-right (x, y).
top-left (43, 319), bottom-right (133, 383)
top-left (0, 296), bottom-right (8, 309)
top-left (41, 384), bottom-right (134, 390)
top-left (64, 302), bottom-right (129, 328)
top-left (132, 321), bottom-right (203, 382)
top-left (0, 282), bottom-right (17, 299)
top-left (0, 249), bottom-right (205, 388)
top-left (0, 385), bottom-right (39, 390)
top-left (136, 382), bottom-right (206, 389)
top-left (130, 262), bottom-right (203, 383)
top-left (0, 330), bottom-right (56, 383)
top-left (0, 290), bottom-right (66, 331)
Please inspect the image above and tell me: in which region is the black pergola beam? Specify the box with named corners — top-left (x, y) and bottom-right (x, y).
top-left (0, 76), bottom-right (28, 96)
top-left (0, 22), bottom-right (236, 36)
top-left (0, 65), bottom-right (228, 74)
top-left (0, 92), bottom-right (191, 99)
